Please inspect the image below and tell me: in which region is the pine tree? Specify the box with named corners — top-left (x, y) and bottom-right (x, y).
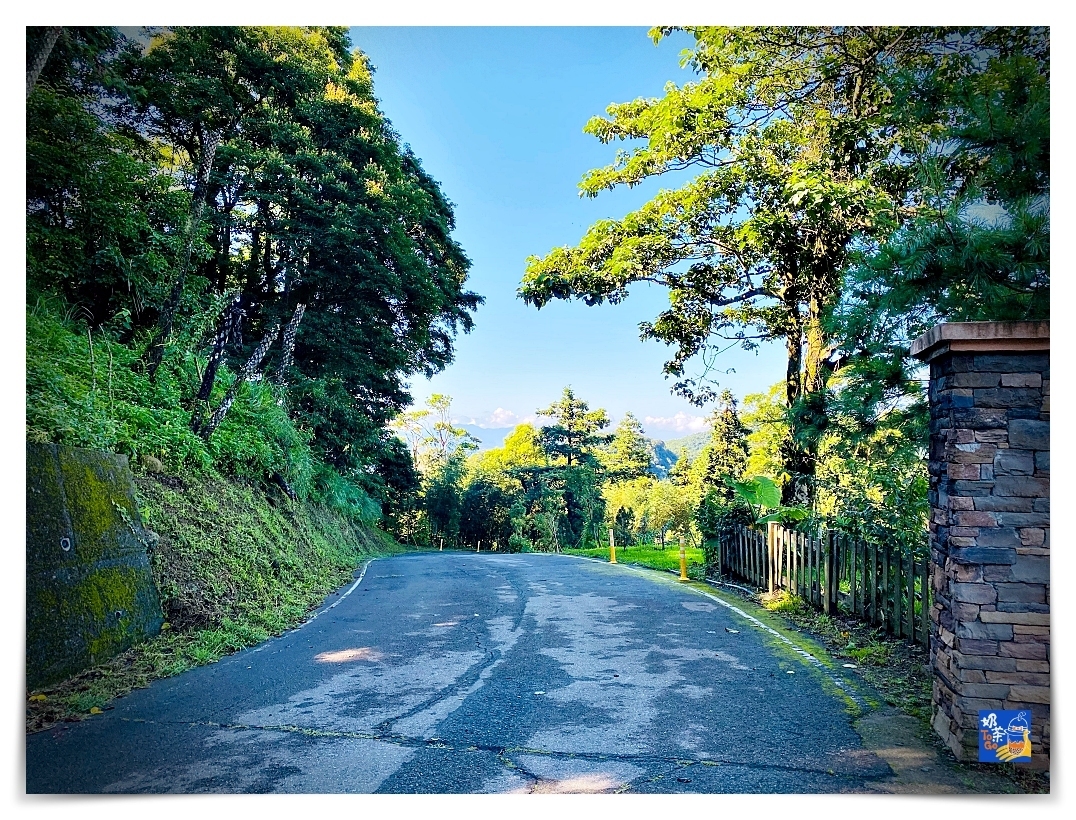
top-left (691, 390), bottom-right (748, 503)
top-left (601, 412), bottom-right (653, 480)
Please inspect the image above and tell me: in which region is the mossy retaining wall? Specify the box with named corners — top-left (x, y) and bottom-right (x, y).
top-left (26, 444), bottom-right (164, 690)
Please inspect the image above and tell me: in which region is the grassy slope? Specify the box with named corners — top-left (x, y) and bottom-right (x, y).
top-left (26, 471), bottom-right (414, 732)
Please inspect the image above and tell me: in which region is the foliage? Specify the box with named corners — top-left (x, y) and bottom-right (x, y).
top-left (392, 393), bottom-right (479, 473)
top-left (27, 470), bottom-right (410, 730)
top-left (698, 500), bottom-right (755, 569)
top-left (459, 477), bottom-right (515, 549)
top-left (741, 383), bottom-right (790, 483)
top-left (599, 412), bottom-right (653, 480)
top-left (424, 453), bottom-right (468, 546)
top-left (521, 27), bottom-right (1049, 510)
top-left (725, 475), bottom-right (781, 517)
top-left (688, 389), bottom-right (748, 502)
top-left (646, 479), bottom-right (697, 547)
top-left (468, 423), bottom-right (545, 488)
top-left (26, 26), bottom-right (479, 526)
top-left (602, 477), bottom-right (654, 543)
top-left (536, 386), bottom-right (610, 468)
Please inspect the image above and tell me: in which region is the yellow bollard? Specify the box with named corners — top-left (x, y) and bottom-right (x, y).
top-left (679, 534), bottom-right (688, 581)
top-left (609, 528), bottom-right (617, 564)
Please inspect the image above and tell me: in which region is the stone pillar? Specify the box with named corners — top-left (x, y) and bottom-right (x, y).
top-left (911, 322), bottom-right (1049, 769)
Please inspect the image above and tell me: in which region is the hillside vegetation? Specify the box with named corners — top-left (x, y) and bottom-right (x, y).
top-left (25, 26), bottom-right (472, 716)
top-left (27, 467), bottom-right (410, 730)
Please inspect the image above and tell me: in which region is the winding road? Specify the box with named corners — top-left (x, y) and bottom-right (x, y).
top-left (27, 551), bottom-right (899, 793)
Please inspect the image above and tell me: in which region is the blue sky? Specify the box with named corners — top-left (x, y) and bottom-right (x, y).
top-left (348, 27), bottom-right (788, 440)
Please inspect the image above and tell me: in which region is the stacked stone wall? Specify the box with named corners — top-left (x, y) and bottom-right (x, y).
top-left (924, 347), bottom-right (1049, 768)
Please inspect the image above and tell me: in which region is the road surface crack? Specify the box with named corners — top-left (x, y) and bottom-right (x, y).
top-left (117, 717), bottom-right (884, 785)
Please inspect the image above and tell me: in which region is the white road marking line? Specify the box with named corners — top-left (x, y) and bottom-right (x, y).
top-left (250, 559), bottom-right (376, 651)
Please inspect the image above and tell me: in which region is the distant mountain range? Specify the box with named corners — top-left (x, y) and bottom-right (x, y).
top-left (458, 424), bottom-right (513, 451)
top-left (457, 423), bottom-right (684, 478)
top-left (663, 431), bottom-right (710, 462)
top-left (647, 440), bottom-right (678, 478)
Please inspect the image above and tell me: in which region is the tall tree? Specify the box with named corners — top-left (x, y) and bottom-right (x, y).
top-left (600, 412), bottom-right (653, 480)
top-left (119, 27), bottom-right (481, 475)
top-left (690, 389), bottom-right (749, 502)
top-left (520, 27), bottom-right (1011, 505)
top-left (536, 386), bottom-right (610, 468)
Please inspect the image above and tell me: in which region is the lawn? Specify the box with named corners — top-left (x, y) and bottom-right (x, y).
top-left (563, 543), bottom-right (707, 577)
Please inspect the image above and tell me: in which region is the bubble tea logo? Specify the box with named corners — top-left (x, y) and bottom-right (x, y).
top-left (979, 710), bottom-right (1032, 763)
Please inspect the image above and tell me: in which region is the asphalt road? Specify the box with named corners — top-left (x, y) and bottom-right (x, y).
top-left (26, 551), bottom-right (895, 793)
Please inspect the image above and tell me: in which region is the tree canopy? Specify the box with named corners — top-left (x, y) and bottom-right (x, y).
top-left (521, 26), bottom-right (1048, 505)
top-left (27, 26), bottom-right (480, 527)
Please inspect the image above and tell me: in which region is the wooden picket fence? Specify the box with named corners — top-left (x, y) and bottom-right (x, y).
top-left (716, 523), bottom-right (932, 646)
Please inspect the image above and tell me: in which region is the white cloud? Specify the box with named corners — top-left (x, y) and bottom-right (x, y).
top-left (488, 407), bottom-right (521, 427)
top-left (643, 412), bottom-right (708, 434)
top-left (460, 408), bottom-right (539, 429)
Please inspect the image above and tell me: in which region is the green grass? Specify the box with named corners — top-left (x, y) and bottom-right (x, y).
top-left (563, 543), bottom-right (707, 577)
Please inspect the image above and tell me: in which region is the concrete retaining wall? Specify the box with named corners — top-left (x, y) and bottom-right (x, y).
top-left (26, 444), bottom-right (164, 690)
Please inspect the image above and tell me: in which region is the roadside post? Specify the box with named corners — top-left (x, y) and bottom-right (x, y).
top-left (439, 537), bottom-right (443, 551)
top-left (679, 533), bottom-right (688, 581)
top-left (609, 527), bottom-right (617, 564)
top-left (477, 540), bottom-right (481, 553)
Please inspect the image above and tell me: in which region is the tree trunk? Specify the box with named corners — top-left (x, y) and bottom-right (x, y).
top-left (781, 294), bottom-right (830, 507)
top-left (189, 295), bottom-right (242, 430)
top-left (272, 303), bottom-right (306, 383)
top-left (145, 129), bottom-right (223, 379)
top-left (27, 27), bottom-right (62, 98)
top-left (196, 322), bottom-right (280, 439)
top-left (802, 295), bottom-right (829, 396)
top-left (217, 210), bottom-right (232, 293)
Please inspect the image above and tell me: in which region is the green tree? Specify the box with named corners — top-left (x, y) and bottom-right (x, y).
top-left (459, 478), bottom-right (516, 550)
top-left (469, 423), bottom-right (546, 488)
top-left (120, 27), bottom-right (481, 476)
top-left (520, 27), bottom-right (1030, 505)
top-left (392, 394), bottom-right (478, 473)
top-left (26, 28), bottom-right (191, 328)
top-left (600, 412), bottom-right (653, 480)
top-left (603, 476), bottom-right (654, 546)
top-left (424, 454), bottom-right (467, 546)
top-left (26, 26), bottom-right (475, 528)
top-left (536, 386), bottom-right (610, 468)
top-left (741, 383), bottom-right (789, 484)
top-left (646, 480), bottom-right (696, 549)
top-left (689, 390), bottom-right (748, 501)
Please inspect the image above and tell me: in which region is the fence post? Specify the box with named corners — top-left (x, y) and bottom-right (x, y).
top-left (890, 546), bottom-right (899, 637)
top-left (782, 528), bottom-right (789, 592)
top-left (791, 529), bottom-right (800, 594)
top-left (823, 531), bottom-right (836, 615)
top-left (755, 529), bottom-right (762, 587)
top-left (767, 522), bottom-right (776, 594)
top-left (812, 535), bottom-right (819, 607)
top-left (906, 551), bottom-right (915, 641)
top-left (813, 534), bottom-right (820, 609)
top-left (920, 553), bottom-right (930, 647)
top-left (849, 536), bottom-right (858, 615)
